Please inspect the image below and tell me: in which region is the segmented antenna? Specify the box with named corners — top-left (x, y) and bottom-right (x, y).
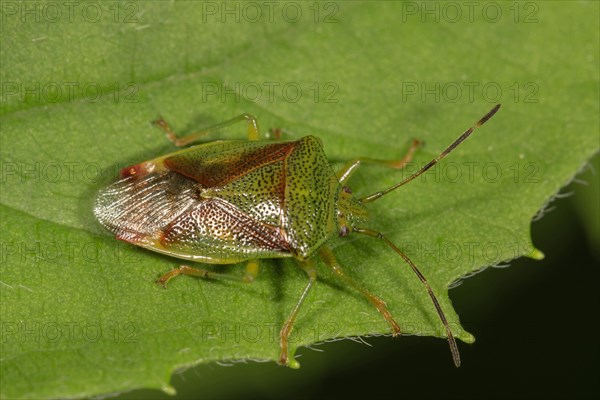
top-left (360, 104), bottom-right (501, 203)
top-left (354, 228), bottom-right (461, 367)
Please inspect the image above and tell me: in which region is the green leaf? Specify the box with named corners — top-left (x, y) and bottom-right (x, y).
top-left (1, 1), bottom-right (598, 399)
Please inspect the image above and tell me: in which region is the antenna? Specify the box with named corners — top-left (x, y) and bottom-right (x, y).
top-left (360, 104), bottom-right (501, 203)
top-left (354, 227), bottom-right (461, 367)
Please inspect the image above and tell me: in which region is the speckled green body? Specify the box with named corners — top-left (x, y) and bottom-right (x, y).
top-left (94, 136), bottom-right (342, 264)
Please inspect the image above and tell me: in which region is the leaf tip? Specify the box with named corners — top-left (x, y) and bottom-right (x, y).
top-left (287, 358), bottom-right (301, 369)
top-left (161, 384), bottom-right (176, 396)
top-left (460, 331), bottom-right (476, 344)
top-left (527, 247), bottom-right (545, 260)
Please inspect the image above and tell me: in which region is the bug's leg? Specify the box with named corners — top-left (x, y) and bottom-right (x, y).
top-left (336, 139), bottom-right (422, 185)
top-left (156, 260), bottom-right (259, 287)
top-left (279, 259), bottom-right (317, 369)
top-left (153, 113), bottom-right (260, 146)
top-left (268, 128), bottom-right (283, 140)
top-left (268, 127), bottom-right (294, 140)
top-left (318, 246), bottom-right (401, 335)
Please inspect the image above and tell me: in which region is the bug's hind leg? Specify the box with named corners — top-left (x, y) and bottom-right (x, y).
top-left (336, 139), bottom-right (422, 185)
top-left (156, 260), bottom-right (259, 287)
top-left (153, 113), bottom-right (260, 146)
top-left (319, 246), bottom-right (401, 336)
top-left (278, 259), bottom-right (317, 369)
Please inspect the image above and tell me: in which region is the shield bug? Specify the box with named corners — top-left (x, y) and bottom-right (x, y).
top-left (94, 104), bottom-right (501, 368)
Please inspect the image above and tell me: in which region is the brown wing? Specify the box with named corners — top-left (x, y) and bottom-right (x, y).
top-left (163, 140), bottom-right (296, 187)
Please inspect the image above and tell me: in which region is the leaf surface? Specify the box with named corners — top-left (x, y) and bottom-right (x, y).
top-left (1, 2), bottom-right (598, 398)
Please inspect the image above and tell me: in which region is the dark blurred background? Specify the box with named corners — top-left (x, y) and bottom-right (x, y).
top-left (117, 155), bottom-right (599, 400)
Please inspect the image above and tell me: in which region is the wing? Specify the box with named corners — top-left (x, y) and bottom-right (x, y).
top-left (164, 140), bottom-right (296, 188)
top-left (94, 170), bottom-right (197, 245)
top-left (94, 140), bottom-right (296, 263)
top-left (159, 197), bottom-right (290, 263)
top-left (163, 140), bottom-right (296, 227)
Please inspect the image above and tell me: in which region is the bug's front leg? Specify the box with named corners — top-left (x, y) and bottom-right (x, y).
top-left (153, 113), bottom-right (261, 146)
top-left (156, 260), bottom-right (259, 287)
top-left (336, 139), bottom-right (422, 185)
top-left (278, 259), bottom-right (317, 369)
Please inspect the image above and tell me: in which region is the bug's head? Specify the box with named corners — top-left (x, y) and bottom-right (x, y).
top-left (336, 185), bottom-right (368, 237)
